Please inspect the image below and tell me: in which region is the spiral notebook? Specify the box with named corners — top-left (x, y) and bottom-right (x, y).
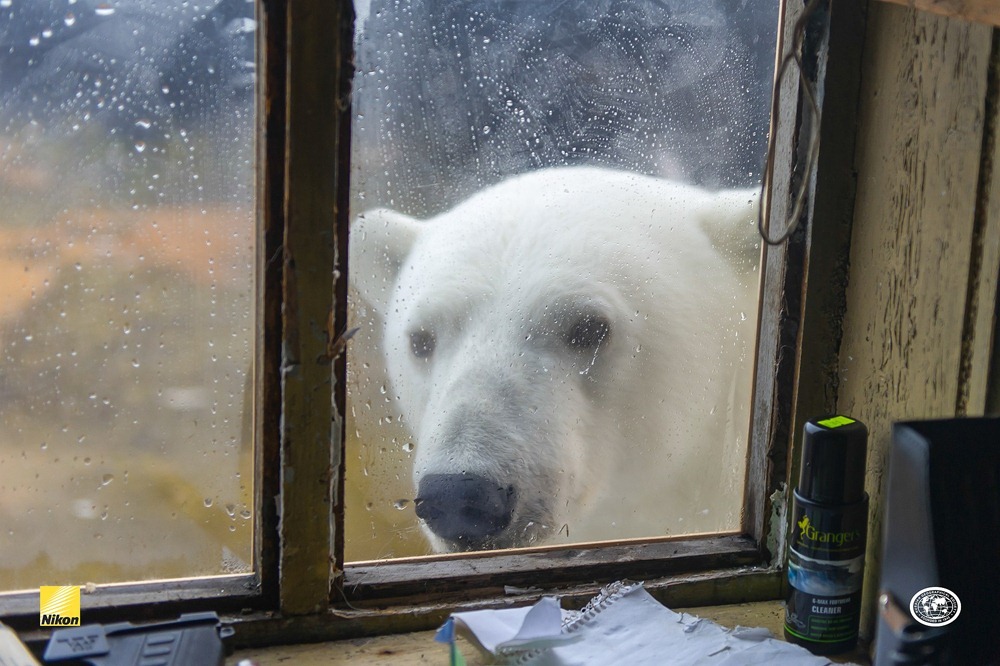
top-left (438, 581), bottom-right (854, 665)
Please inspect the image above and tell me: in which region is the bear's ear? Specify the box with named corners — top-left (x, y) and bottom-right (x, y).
top-left (349, 207), bottom-right (422, 314)
top-left (697, 188), bottom-right (761, 269)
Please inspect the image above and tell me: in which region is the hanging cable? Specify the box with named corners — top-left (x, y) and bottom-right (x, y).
top-left (759, 0), bottom-right (825, 245)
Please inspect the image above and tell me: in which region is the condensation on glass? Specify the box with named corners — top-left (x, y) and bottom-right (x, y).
top-left (0, 0), bottom-right (256, 589)
top-left (346, 0), bottom-right (779, 560)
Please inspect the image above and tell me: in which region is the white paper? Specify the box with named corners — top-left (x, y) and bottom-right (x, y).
top-left (442, 582), bottom-right (860, 666)
top-left (452, 597), bottom-right (580, 654)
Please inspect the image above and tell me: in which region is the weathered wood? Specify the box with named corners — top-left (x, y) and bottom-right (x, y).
top-left (226, 600), bottom-right (791, 666)
top-left (838, 1), bottom-right (993, 639)
top-left (878, 0), bottom-right (1000, 27)
top-left (344, 535), bottom-right (759, 604)
top-left (3, 575), bottom-right (260, 639)
top-left (745, 0), bottom-right (802, 555)
top-left (747, 0), bottom-right (872, 567)
top-left (789, 0), bottom-right (869, 479)
top-left (224, 569), bottom-right (783, 651)
top-left (279, 0), bottom-right (348, 614)
top-left (256, 0), bottom-right (288, 612)
top-left (960, 31), bottom-right (1000, 416)
top-left (330, 0), bottom-right (356, 598)
top-left (229, 630), bottom-right (449, 666)
top-left (785, 0), bottom-right (871, 609)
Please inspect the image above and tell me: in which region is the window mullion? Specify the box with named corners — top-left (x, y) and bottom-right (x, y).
top-left (278, 0), bottom-right (347, 615)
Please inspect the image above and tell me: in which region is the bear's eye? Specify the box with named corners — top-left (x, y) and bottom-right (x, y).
top-left (409, 329), bottom-right (436, 359)
top-left (565, 314), bottom-right (611, 350)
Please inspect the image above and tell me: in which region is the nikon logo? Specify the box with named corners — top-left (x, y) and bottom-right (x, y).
top-left (39, 586), bottom-right (81, 627)
top-left (797, 516), bottom-right (861, 547)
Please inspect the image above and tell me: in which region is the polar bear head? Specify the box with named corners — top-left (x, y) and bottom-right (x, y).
top-left (350, 167), bottom-right (758, 553)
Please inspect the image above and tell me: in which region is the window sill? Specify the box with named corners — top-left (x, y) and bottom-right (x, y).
top-left (227, 600), bottom-right (871, 665)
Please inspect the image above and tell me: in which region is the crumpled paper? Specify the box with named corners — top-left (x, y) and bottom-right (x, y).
top-left (436, 581), bottom-right (858, 665)
top-left (437, 596), bottom-right (580, 657)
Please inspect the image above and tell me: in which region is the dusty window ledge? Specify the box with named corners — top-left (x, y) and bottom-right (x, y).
top-left (343, 533), bottom-right (764, 605)
top-left (223, 568), bottom-right (782, 650)
top-left (227, 598), bottom-right (871, 665)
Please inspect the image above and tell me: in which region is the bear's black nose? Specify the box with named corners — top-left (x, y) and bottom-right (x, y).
top-left (415, 473), bottom-right (516, 548)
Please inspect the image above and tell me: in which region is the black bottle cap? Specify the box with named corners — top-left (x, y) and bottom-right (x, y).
top-left (798, 415), bottom-right (868, 504)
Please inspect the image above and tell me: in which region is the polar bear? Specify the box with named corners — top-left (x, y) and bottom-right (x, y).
top-left (349, 167), bottom-right (759, 553)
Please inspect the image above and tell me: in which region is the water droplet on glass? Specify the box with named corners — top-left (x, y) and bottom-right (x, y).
top-left (393, 499), bottom-right (411, 510)
top-left (1, 0), bottom-right (13, 9)
top-left (402, 442), bottom-right (414, 453)
top-left (95, 3), bottom-right (115, 16)
top-left (101, 474), bottom-right (114, 486)
top-left (134, 141), bottom-right (146, 153)
top-left (64, 12), bottom-right (76, 26)
top-left (203, 497), bottom-right (214, 508)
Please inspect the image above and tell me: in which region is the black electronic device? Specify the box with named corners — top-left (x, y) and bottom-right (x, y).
top-left (874, 417), bottom-right (1000, 666)
top-left (43, 612), bottom-right (232, 666)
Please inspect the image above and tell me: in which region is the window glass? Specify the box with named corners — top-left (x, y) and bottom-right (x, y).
top-left (0, 0), bottom-right (256, 589)
top-left (347, 0), bottom-right (778, 560)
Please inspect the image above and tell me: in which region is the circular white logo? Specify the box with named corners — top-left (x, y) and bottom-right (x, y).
top-left (909, 587), bottom-right (961, 627)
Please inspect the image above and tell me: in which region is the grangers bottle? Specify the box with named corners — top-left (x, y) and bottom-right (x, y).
top-left (784, 415), bottom-right (869, 655)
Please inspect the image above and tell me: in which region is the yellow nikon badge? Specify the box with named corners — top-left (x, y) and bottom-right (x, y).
top-left (39, 586), bottom-right (81, 627)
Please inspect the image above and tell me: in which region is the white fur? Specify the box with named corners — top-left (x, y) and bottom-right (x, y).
top-left (350, 167), bottom-right (759, 552)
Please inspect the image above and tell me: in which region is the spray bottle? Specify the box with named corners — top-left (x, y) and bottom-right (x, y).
top-left (784, 415), bottom-right (869, 654)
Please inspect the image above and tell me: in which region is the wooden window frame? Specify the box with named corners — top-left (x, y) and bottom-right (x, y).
top-left (2, 0), bottom-right (874, 650)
